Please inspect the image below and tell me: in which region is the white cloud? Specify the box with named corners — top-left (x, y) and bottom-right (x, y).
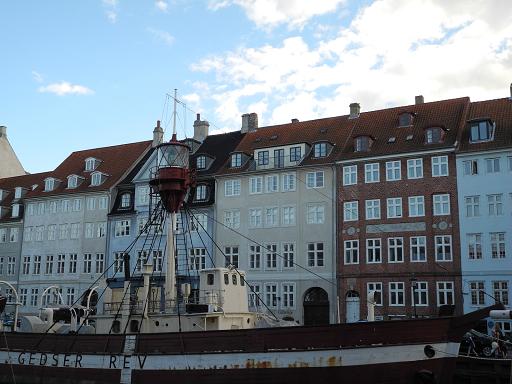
top-left (209, 0), bottom-right (345, 29)
top-left (192, 0), bottom-right (512, 127)
top-left (38, 82), bottom-right (94, 96)
top-left (147, 27), bottom-right (175, 46)
top-left (102, 0), bottom-right (118, 23)
top-left (155, 0), bottom-right (168, 12)
top-left (32, 71), bottom-right (44, 83)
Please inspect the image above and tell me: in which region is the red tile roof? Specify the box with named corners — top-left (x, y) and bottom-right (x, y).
top-left (25, 141), bottom-right (152, 199)
top-left (459, 97), bottom-right (512, 152)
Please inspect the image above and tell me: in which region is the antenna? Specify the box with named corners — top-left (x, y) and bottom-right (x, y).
top-left (172, 88), bottom-right (177, 137)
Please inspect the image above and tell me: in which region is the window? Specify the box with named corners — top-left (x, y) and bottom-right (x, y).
top-left (274, 149), bottom-right (285, 168)
top-left (410, 236), bottom-right (426, 262)
top-left (386, 161), bottom-right (401, 181)
top-left (282, 206), bottom-right (296, 225)
top-left (365, 163), bottom-right (379, 183)
top-left (70, 223), bottom-right (80, 239)
top-left (35, 226), bottom-right (44, 241)
top-left (190, 213), bottom-right (207, 231)
top-left (22, 256), bottom-right (31, 275)
top-left (113, 252), bottom-right (125, 273)
top-left (470, 120), bottom-right (494, 142)
top-left (436, 281), bottom-right (454, 306)
top-left (465, 196), bottom-right (480, 217)
top-left (97, 222), bottom-right (106, 238)
top-left (308, 203), bottom-right (325, 224)
top-left (282, 242), bottom-right (295, 268)
top-left (433, 194), bottom-right (450, 215)
top-left (306, 171), bottom-right (324, 188)
top-left (487, 194), bottom-right (503, 216)
top-left (249, 208), bottom-right (262, 228)
top-left (399, 113), bottom-right (413, 127)
top-left (408, 196), bottom-right (425, 217)
top-left (44, 178), bottom-right (55, 191)
top-left (115, 220), bottom-right (130, 237)
top-left (91, 173), bottom-right (102, 186)
top-left (266, 175), bottom-right (279, 193)
top-left (57, 254), bottom-right (66, 274)
top-left (152, 250), bottom-right (163, 272)
top-left (224, 210), bottom-right (240, 229)
top-left (14, 187), bottom-right (22, 199)
top-left (389, 282), bottom-right (405, 306)
top-left (265, 243), bottom-right (277, 269)
top-left (343, 165), bottom-right (357, 185)
top-left (432, 156), bottom-right (448, 177)
top-left (9, 228), bottom-right (18, 243)
top-left (493, 281), bottom-right (509, 305)
top-left (189, 248), bottom-right (206, 270)
top-left (249, 245), bottom-right (261, 269)
top-left (343, 201), bottom-right (358, 221)
top-left (412, 281), bottom-right (428, 306)
top-left (344, 240), bottom-right (358, 264)
top-left (37, 202), bottom-right (45, 215)
top-left (467, 233), bottom-right (482, 259)
top-left (66, 288), bottom-right (75, 306)
top-left (388, 238), bottom-right (404, 263)
top-left (95, 253), bottom-right (105, 273)
top-left (463, 160), bottom-right (478, 175)
top-left (366, 238), bottom-right (382, 263)
top-left (354, 136), bottom-right (371, 152)
top-left (86, 197), bottom-right (96, 211)
top-left (249, 177), bottom-right (263, 194)
top-left (490, 233), bottom-right (506, 258)
top-left (30, 288), bottom-right (39, 307)
top-left (289, 147), bottom-right (301, 162)
top-left (11, 204), bottom-right (20, 218)
top-left (282, 283), bottom-right (295, 308)
top-left (387, 197), bottom-right (402, 218)
top-left (470, 281), bottom-right (485, 306)
top-left (308, 242), bottom-right (324, 267)
top-left (248, 284), bottom-right (261, 308)
top-left (196, 155), bottom-right (206, 169)
top-left (7, 257), bottom-right (15, 275)
top-left (282, 173), bottom-right (296, 192)
top-left (45, 255), bottom-right (54, 274)
top-left (435, 235), bottom-right (452, 261)
top-left (231, 153), bottom-right (242, 168)
top-left (85, 158), bottom-right (97, 171)
top-left (265, 283), bottom-right (278, 308)
top-left (365, 199), bottom-right (380, 220)
top-left (0, 229), bottom-right (6, 243)
top-left (313, 142), bottom-right (327, 157)
top-left (24, 226), bottom-right (33, 242)
top-left (367, 282), bottom-right (383, 305)
top-left (195, 185), bottom-right (207, 201)
top-left (98, 196), bottom-right (108, 210)
top-left (83, 253), bottom-right (92, 273)
top-left (257, 150), bottom-right (269, 166)
top-left (33, 255), bottom-right (41, 275)
top-left (486, 158), bottom-right (500, 173)
top-left (265, 207), bottom-right (279, 226)
top-left (224, 179), bottom-right (241, 196)
top-left (137, 186), bottom-right (150, 205)
top-left (425, 127), bottom-right (442, 144)
top-left (19, 288), bottom-right (27, 306)
top-left (120, 193), bottom-right (131, 208)
top-left (137, 218), bottom-right (147, 235)
top-left (27, 203), bottom-right (35, 216)
top-left (224, 246), bottom-right (239, 268)
top-left (68, 253), bottom-right (77, 273)
top-left (67, 175), bottom-right (78, 189)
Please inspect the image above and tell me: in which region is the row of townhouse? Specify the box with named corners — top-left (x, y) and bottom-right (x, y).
top-left (0, 89), bottom-right (510, 333)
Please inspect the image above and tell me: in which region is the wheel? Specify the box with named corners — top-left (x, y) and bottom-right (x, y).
top-left (482, 346), bottom-right (492, 357)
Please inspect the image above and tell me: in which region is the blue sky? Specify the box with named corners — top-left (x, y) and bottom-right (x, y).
top-left (1, 0), bottom-right (511, 173)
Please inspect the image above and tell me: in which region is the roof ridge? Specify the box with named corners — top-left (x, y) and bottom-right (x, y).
top-left (69, 140), bottom-right (152, 155)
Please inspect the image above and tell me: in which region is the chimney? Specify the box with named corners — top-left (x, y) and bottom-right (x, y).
top-left (291, 118), bottom-right (299, 123)
top-left (193, 113), bottom-right (209, 142)
top-left (0, 126), bottom-right (6, 138)
top-left (241, 112), bottom-right (258, 133)
top-left (152, 120), bottom-right (164, 147)
top-left (509, 83), bottom-right (512, 99)
top-left (415, 95), bottom-right (424, 104)
top-left (349, 103), bottom-right (360, 119)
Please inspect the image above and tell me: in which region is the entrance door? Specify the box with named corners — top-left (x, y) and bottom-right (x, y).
top-left (303, 287), bottom-right (329, 325)
top-left (345, 290), bottom-right (360, 323)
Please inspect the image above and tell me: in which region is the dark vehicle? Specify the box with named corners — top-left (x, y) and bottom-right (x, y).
top-left (460, 329), bottom-right (508, 358)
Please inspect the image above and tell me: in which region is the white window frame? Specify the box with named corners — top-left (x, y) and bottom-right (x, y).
top-left (407, 158), bottom-right (423, 179)
top-left (389, 282), bottom-right (405, 306)
top-left (306, 171), bottom-right (324, 188)
top-left (364, 163), bottom-right (380, 183)
top-left (388, 237), bottom-right (404, 263)
top-left (435, 235), bottom-right (452, 262)
top-left (343, 165), bottom-right (357, 186)
top-left (408, 196), bottom-right (425, 217)
top-left (343, 201), bottom-right (358, 222)
top-left (387, 197), bottom-right (402, 218)
top-left (386, 160), bottom-right (401, 181)
top-left (433, 194), bottom-right (450, 216)
top-left (366, 238), bottom-right (382, 264)
top-left (249, 176), bottom-right (263, 194)
top-left (365, 199), bottom-right (381, 220)
top-left (344, 240), bottom-right (358, 265)
top-left (410, 236), bottom-right (427, 262)
top-left (431, 155), bottom-right (449, 177)
top-left (436, 281), bottom-right (454, 306)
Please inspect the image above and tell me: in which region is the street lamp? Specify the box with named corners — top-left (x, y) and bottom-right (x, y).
top-left (410, 277), bottom-right (418, 319)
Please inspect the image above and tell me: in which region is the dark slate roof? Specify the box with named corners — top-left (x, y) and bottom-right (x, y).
top-left (459, 97), bottom-right (512, 152)
top-left (25, 141), bottom-right (152, 199)
top-left (339, 97), bottom-right (470, 160)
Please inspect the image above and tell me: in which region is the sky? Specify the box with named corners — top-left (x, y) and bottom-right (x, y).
top-left (1, 0), bottom-right (511, 174)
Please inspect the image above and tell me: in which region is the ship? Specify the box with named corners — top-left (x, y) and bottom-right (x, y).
top-left (0, 110), bottom-right (507, 384)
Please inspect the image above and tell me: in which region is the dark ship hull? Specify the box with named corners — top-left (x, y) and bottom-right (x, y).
top-left (0, 305), bottom-right (497, 384)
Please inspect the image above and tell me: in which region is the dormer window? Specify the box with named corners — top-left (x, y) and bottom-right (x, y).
top-left (470, 120), bottom-right (494, 143)
top-left (196, 156), bottom-right (206, 170)
top-left (398, 112), bottom-right (414, 127)
top-left (231, 153), bottom-right (242, 168)
top-left (14, 187), bottom-right (23, 199)
top-left (195, 185), bottom-right (207, 201)
top-left (90, 172), bottom-right (105, 186)
top-left (424, 127), bottom-right (444, 144)
top-left (257, 151), bottom-right (269, 166)
top-left (313, 142), bottom-right (327, 158)
top-left (85, 157), bottom-right (100, 171)
top-left (11, 204), bottom-right (20, 218)
top-left (120, 193), bottom-right (131, 209)
top-left (0, 189), bottom-right (6, 202)
top-left (44, 178), bottom-right (55, 192)
top-left (68, 175), bottom-right (78, 189)
top-left (354, 136), bottom-right (372, 152)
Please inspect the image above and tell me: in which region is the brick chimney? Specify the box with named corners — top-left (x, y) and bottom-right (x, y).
top-left (241, 113), bottom-right (258, 133)
top-left (193, 113), bottom-right (209, 142)
top-left (349, 103), bottom-right (360, 119)
top-left (0, 126), bottom-right (6, 138)
top-left (415, 95), bottom-right (424, 104)
top-left (153, 120), bottom-right (163, 147)
top-left (291, 118), bottom-right (299, 123)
